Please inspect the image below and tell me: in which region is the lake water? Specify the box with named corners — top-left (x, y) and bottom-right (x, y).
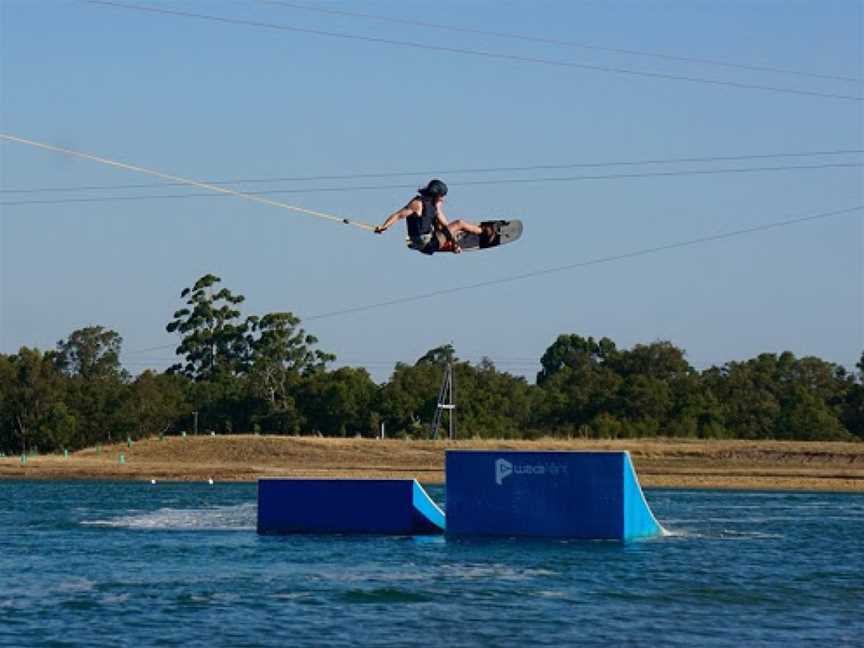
top-left (1, 481), bottom-right (861, 647)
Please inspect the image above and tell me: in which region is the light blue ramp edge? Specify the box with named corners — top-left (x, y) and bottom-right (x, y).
top-left (622, 451), bottom-right (667, 540)
top-left (413, 480), bottom-right (446, 532)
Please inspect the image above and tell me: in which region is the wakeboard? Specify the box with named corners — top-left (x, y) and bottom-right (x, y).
top-left (457, 219), bottom-right (523, 252)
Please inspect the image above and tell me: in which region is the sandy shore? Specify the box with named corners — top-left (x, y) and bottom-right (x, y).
top-left (2, 436), bottom-right (863, 491)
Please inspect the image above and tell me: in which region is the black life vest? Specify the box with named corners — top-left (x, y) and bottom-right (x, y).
top-left (405, 195), bottom-right (437, 238)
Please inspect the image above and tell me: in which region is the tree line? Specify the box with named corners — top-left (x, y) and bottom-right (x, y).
top-left (1, 274), bottom-right (862, 453)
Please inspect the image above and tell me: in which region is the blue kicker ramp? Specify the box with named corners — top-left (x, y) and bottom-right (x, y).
top-left (445, 450), bottom-right (665, 541)
top-left (257, 479), bottom-right (445, 535)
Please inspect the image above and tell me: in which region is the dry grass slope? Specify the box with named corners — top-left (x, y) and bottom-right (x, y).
top-left (1, 436), bottom-right (862, 491)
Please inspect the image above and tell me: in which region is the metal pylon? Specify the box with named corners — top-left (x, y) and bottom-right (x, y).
top-left (431, 362), bottom-right (456, 440)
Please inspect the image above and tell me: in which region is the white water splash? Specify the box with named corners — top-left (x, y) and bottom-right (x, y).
top-left (82, 503), bottom-right (256, 531)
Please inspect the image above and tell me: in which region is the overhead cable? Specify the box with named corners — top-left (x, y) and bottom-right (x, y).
top-left (82, 1), bottom-right (863, 102)
top-left (303, 206), bottom-right (864, 321)
top-left (260, 0), bottom-right (864, 84)
top-left (3, 148), bottom-right (862, 194)
top-left (2, 162), bottom-right (861, 207)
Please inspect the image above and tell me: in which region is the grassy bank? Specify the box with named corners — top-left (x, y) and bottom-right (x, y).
top-left (2, 436), bottom-right (863, 492)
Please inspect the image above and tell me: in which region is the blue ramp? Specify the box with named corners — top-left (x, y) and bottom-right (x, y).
top-left (445, 451), bottom-right (665, 541)
top-left (257, 479), bottom-right (445, 535)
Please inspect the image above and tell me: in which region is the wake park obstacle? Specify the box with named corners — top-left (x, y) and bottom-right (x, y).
top-left (257, 451), bottom-right (665, 541)
top-left (257, 479), bottom-right (446, 535)
top-left (445, 451), bottom-right (665, 540)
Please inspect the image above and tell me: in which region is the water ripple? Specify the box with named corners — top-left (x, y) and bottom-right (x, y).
top-left (0, 481), bottom-right (862, 647)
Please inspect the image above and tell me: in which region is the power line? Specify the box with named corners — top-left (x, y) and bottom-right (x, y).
top-left (3, 162), bottom-right (862, 207)
top-left (260, 0), bottom-right (864, 85)
top-left (303, 205), bottom-right (864, 321)
top-left (83, 1), bottom-right (863, 102)
top-left (3, 149), bottom-right (862, 194)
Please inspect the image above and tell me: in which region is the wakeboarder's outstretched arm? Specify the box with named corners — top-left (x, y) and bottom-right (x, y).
top-left (375, 200), bottom-right (421, 234)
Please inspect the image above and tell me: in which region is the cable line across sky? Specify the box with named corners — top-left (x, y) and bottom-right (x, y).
top-left (3, 149), bottom-right (862, 194)
top-left (259, 0), bottom-right (864, 84)
top-left (82, 0), bottom-right (864, 102)
top-left (303, 205), bottom-right (864, 321)
top-left (2, 163), bottom-right (861, 207)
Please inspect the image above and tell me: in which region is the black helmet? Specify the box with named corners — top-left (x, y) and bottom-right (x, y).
top-left (419, 179), bottom-right (448, 197)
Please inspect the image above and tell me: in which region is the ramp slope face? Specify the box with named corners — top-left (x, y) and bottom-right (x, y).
top-left (445, 450), bottom-right (665, 540)
top-left (257, 479), bottom-right (445, 535)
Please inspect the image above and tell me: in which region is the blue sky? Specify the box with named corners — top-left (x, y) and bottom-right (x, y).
top-left (1, 0), bottom-right (862, 382)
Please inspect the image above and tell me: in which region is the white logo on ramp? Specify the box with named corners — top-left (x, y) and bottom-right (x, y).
top-left (494, 458), bottom-right (569, 485)
top-left (495, 459), bottom-right (513, 485)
